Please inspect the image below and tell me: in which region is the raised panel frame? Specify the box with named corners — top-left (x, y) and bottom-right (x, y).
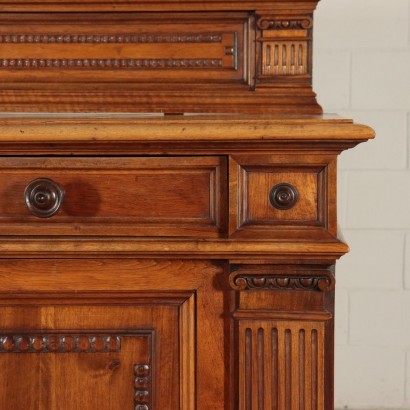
top-left (0, 13), bottom-right (246, 84)
top-left (0, 156), bottom-right (227, 237)
top-left (229, 154), bottom-right (337, 240)
top-left (0, 258), bottom-right (231, 409)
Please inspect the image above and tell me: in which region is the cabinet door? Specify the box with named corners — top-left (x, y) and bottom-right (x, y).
top-left (0, 259), bottom-right (230, 410)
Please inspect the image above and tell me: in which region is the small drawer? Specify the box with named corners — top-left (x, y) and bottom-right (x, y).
top-left (229, 154), bottom-right (337, 239)
top-left (0, 156), bottom-right (226, 237)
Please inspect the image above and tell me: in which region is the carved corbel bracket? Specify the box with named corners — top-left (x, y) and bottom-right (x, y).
top-left (256, 16), bottom-right (313, 30)
top-left (229, 268), bottom-right (335, 292)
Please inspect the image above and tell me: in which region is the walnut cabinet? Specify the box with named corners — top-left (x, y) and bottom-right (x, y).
top-left (0, 0), bottom-right (374, 408)
top-left (0, 115), bottom-right (373, 409)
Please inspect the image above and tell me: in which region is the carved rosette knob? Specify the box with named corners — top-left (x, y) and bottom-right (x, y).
top-left (269, 183), bottom-right (299, 210)
top-left (24, 178), bottom-right (65, 218)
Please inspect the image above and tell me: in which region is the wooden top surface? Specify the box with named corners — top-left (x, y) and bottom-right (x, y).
top-left (0, 237), bottom-right (349, 260)
top-left (0, 0), bottom-right (318, 12)
top-left (0, 113), bottom-right (375, 142)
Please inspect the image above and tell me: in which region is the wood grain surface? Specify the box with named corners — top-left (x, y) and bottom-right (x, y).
top-left (0, 4), bottom-right (374, 406)
top-left (0, 7), bottom-right (322, 113)
top-left (0, 259), bottom-right (229, 409)
top-left (0, 156), bottom-right (226, 237)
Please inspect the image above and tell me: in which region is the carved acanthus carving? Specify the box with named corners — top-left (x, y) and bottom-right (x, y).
top-left (257, 16), bottom-right (313, 30)
top-left (0, 334), bottom-right (121, 353)
top-left (134, 364), bottom-right (151, 410)
top-left (229, 270), bottom-right (335, 292)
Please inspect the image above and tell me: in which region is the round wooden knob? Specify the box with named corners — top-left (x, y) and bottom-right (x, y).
top-left (24, 178), bottom-right (65, 218)
top-left (269, 183), bottom-right (298, 210)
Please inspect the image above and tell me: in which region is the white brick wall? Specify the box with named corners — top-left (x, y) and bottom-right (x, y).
top-left (314, 1), bottom-right (410, 408)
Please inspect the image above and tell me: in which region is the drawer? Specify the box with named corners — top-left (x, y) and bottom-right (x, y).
top-left (229, 154), bottom-right (337, 239)
top-left (0, 156), bottom-right (226, 237)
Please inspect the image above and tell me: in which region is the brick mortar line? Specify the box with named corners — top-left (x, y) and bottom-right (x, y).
top-left (407, 112), bottom-right (410, 169)
top-left (403, 234), bottom-right (407, 290)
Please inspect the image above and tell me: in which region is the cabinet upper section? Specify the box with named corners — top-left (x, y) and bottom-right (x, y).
top-left (0, 1), bottom-right (323, 113)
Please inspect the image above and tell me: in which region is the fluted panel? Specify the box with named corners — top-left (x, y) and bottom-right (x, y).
top-left (239, 321), bottom-right (325, 410)
top-left (262, 41), bottom-right (308, 76)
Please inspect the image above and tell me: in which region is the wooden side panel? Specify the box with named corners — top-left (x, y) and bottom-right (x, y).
top-left (0, 156), bottom-right (227, 237)
top-left (238, 320), bottom-right (325, 410)
top-left (232, 263), bottom-right (335, 410)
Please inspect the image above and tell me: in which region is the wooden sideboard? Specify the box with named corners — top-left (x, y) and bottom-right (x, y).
top-left (0, 0), bottom-right (374, 408)
top-left (0, 114), bottom-right (373, 409)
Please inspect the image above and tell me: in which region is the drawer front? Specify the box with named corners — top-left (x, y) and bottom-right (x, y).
top-left (0, 156), bottom-right (226, 236)
top-left (229, 155), bottom-right (337, 239)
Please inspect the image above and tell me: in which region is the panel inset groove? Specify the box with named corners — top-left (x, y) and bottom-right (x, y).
top-left (311, 329), bottom-right (318, 409)
top-left (257, 328), bottom-right (264, 410)
top-left (245, 328), bottom-right (252, 410)
top-left (239, 321), bottom-right (325, 410)
top-left (271, 328), bottom-right (278, 410)
top-left (299, 330), bottom-right (306, 409)
top-left (285, 329), bottom-right (291, 410)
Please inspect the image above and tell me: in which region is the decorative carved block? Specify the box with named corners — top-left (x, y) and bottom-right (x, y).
top-left (256, 14), bottom-right (313, 84)
top-left (261, 41), bottom-right (308, 76)
top-left (229, 269), bottom-right (335, 292)
top-left (0, 334), bottom-right (121, 353)
top-left (239, 321), bottom-right (325, 409)
top-left (134, 364), bottom-right (151, 410)
top-left (256, 17), bottom-right (313, 31)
